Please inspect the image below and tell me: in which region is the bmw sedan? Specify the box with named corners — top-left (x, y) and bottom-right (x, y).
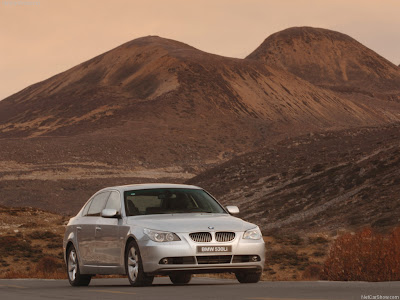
top-left (63, 183), bottom-right (265, 286)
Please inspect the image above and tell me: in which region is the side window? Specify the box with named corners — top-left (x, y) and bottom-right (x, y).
top-left (82, 199), bottom-right (93, 216)
top-left (87, 192), bottom-right (110, 216)
top-left (105, 191), bottom-right (121, 212)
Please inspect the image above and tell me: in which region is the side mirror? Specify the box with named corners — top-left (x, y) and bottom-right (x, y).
top-left (101, 208), bottom-right (119, 218)
top-left (226, 205), bottom-right (239, 215)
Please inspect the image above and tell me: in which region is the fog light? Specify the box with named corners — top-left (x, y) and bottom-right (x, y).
top-left (251, 255), bottom-right (259, 262)
top-left (162, 258), bottom-right (169, 264)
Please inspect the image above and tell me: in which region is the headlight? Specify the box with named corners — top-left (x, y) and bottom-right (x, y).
top-left (143, 228), bottom-right (181, 242)
top-left (243, 227), bottom-right (262, 240)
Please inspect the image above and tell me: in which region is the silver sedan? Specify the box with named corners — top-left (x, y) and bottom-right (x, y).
top-left (63, 183), bottom-right (265, 286)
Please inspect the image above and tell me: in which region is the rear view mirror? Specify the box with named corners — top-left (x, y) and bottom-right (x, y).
top-left (101, 208), bottom-right (119, 218)
top-left (226, 205), bottom-right (240, 215)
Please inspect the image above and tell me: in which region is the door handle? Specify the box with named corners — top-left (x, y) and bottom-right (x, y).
top-left (95, 226), bottom-right (102, 231)
top-left (76, 226), bottom-right (82, 231)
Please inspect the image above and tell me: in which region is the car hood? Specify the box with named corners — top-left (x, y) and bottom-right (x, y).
top-left (126, 213), bottom-right (257, 233)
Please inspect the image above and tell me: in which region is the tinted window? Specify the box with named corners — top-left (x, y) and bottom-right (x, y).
top-left (87, 192), bottom-right (110, 216)
top-left (105, 191), bottom-right (121, 212)
top-left (124, 188), bottom-right (226, 216)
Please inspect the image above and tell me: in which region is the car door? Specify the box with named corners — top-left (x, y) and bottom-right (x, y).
top-left (95, 190), bottom-right (123, 266)
top-left (76, 191), bottom-right (110, 266)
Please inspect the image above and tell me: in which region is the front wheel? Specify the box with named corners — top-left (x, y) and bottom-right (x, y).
top-left (169, 273), bottom-right (192, 285)
top-left (235, 271), bottom-right (261, 283)
top-left (67, 245), bottom-right (91, 286)
top-left (125, 240), bottom-right (154, 286)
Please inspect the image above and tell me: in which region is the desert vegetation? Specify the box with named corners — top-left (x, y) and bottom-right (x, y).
top-left (322, 227), bottom-right (400, 281)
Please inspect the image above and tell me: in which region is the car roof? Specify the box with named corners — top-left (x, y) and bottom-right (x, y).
top-left (102, 183), bottom-right (203, 193)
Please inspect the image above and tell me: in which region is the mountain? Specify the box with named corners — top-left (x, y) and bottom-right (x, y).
top-left (1, 28), bottom-right (400, 213)
top-left (247, 27), bottom-right (400, 101)
top-left (187, 123), bottom-right (400, 234)
top-left (2, 33), bottom-right (398, 172)
top-left (2, 34), bottom-right (390, 138)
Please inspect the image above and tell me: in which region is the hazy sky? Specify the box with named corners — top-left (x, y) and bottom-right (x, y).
top-left (1, 0), bottom-right (399, 100)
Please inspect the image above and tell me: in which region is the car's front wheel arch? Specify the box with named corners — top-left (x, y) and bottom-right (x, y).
top-left (124, 235), bottom-right (138, 270)
top-left (124, 238), bottom-right (154, 286)
top-left (124, 236), bottom-right (137, 254)
top-left (66, 243), bottom-right (91, 286)
top-left (65, 241), bottom-right (74, 263)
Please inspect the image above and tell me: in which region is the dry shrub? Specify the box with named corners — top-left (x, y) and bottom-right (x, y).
top-left (0, 235), bottom-right (40, 257)
top-left (27, 230), bottom-right (59, 240)
top-left (35, 256), bottom-right (64, 274)
top-left (302, 264), bottom-right (323, 280)
top-left (322, 227), bottom-right (400, 281)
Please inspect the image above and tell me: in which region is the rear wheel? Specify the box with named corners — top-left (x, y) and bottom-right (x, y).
top-left (67, 245), bottom-right (91, 286)
top-left (235, 271), bottom-right (261, 283)
top-left (125, 240), bottom-right (154, 286)
top-left (169, 273), bottom-right (192, 285)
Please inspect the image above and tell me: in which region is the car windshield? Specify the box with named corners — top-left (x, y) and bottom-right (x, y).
top-left (124, 188), bottom-right (226, 216)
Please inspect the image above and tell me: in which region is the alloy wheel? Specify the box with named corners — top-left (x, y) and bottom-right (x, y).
top-left (68, 249), bottom-right (77, 282)
top-left (127, 246), bottom-right (139, 282)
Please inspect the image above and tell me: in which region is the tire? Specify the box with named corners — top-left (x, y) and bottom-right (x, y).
top-left (169, 273), bottom-right (192, 285)
top-left (235, 271), bottom-right (261, 283)
top-left (125, 240), bottom-right (154, 287)
top-left (67, 245), bottom-right (91, 286)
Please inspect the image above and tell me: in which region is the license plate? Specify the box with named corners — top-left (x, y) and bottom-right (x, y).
top-left (197, 245), bottom-right (232, 253)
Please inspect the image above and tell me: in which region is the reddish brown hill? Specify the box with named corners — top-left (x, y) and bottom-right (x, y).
top-left (247, 27), bottom-right (400, 101)
top-left (1, 34), bottom-right (386, 138)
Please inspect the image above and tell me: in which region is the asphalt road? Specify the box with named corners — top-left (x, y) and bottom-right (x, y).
top-left (1, 277), bottom-right (400, 300)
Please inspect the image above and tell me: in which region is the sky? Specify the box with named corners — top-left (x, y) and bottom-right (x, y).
top-left (0, 0), bottom-right (399, 100)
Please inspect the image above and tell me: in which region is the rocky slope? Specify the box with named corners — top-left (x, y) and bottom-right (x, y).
top-left (188, 123), bottom-right (400, 234)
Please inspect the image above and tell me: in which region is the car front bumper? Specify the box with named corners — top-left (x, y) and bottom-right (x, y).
top-left (138, 233), bottom-right (265, 274)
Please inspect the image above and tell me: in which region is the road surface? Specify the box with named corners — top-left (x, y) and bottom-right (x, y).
top-left (1, 277), bottom-right (399, 300)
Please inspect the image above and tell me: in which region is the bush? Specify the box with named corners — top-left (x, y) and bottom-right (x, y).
top-left (268, 249), bottom-right (308, 266)
top-left (312, 251), bottom-right (325, 257)
top-left (302, 264), bottom-right (323, 280)
top-left (27, 231), bottom-right (59, 240)
top-left (322, 227), bottom-right (400, 281)
top-left (35, 256), bottom-right (63, 275)
top-left (0, 236), bottom-right (39, 257)
top-left (309, 236), bottom-right (329, 245)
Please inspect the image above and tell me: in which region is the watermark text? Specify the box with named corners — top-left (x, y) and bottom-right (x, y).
top-left (361, 295), bottom-right (400, 300)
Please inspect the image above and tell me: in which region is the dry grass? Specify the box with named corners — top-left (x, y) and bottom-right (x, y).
top-left (4, 256), bottom-right (67, 279)
top-left (0, 206), bottom-right (67, 279)
top-left (263, 234), bottom-right (330, 281)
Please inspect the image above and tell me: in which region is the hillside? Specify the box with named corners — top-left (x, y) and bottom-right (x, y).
top-left (187, 123), bottom-right (400, 234)
top-left (247, 27), bottom-right (400, 101)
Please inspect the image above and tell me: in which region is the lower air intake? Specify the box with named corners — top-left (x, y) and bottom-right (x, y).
top-left (196, 255), bottom-right (232, 264)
